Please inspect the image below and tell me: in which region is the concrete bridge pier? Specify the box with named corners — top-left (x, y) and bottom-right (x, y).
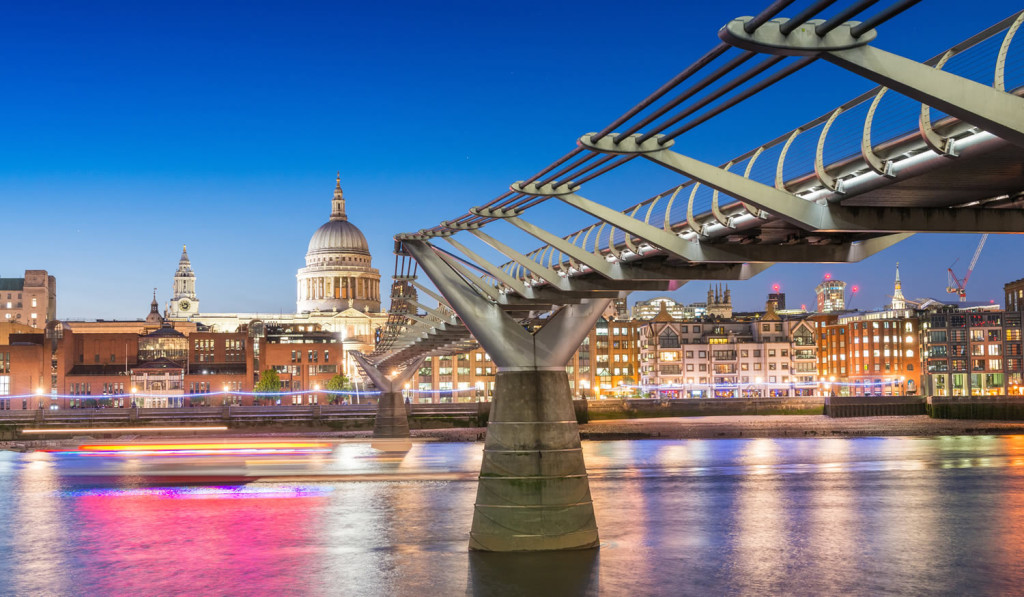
top-left (353, 353), bottom-right (422, 439)
top-left (404, 239), bottom-right (610, 551)
top-left (471, 364), bottom-right (598, 551)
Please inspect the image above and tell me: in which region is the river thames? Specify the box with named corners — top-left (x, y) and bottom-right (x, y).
top-left (1, 435), bottom-right (1022, 596)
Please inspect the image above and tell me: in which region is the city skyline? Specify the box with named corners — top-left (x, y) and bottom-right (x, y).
top-left (2, 0), bottom-right (1022, 318)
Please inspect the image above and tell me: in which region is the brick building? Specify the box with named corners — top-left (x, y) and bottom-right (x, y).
top-left (815, 308), bottom-right (923, 396)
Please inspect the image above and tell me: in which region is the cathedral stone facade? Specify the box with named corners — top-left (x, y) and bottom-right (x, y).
top-left (296, 175), bottom-right (381, 313)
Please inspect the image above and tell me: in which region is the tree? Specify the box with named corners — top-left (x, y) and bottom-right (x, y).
top-left (254, 369), bottom-right (282, 392)
top-left (326, 374), bottom-right (350, 404)
top-left (326, 374), bottom-right (350, 391)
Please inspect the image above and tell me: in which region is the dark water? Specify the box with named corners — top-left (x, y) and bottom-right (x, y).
top-left (1, 436), bottom-right (1023, 596)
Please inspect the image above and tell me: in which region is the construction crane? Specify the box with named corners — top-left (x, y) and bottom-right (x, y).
top-left (946, 235), bottom-right (988, 302)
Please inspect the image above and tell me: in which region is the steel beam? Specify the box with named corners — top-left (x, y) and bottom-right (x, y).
top-left (824, 45), bottom-right (1024, 149)
top-left (719, 16), bottom-right (1024, 148)
top-left (580, 134), bottom-right (1024, 234)
top-left (515, 182), bottom-right (921, 261)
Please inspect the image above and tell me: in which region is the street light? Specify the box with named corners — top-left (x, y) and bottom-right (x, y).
top-left (35, 387), bottom-right (44, 410)
top-left (131, 386), bottom-right (138, 409)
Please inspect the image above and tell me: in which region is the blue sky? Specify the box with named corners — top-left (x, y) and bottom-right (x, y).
top-left (2, 0), bottom-right (1022, 318)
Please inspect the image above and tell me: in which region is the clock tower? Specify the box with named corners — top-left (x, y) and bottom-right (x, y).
top-left (168, 245), bottom-right (200, 318)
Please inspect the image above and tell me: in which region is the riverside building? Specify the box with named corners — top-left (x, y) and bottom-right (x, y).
top-left (637, 300), bottom-right (818, 398)
top-left (922, 305), bottom-right (1022, 396)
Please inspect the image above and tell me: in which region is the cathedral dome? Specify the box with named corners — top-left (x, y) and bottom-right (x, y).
top-left (307, 219), bottom-right (369, 256)
top-left (296, 174), bottom-right (381, 314)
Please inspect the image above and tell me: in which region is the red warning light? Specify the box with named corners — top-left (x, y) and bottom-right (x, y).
top-left (801, 304), bottom-right (807, 310)
top-left (824, 272), bottom-right (832, 280)
top-left (772, 283), bottom-right (780, 292)
top-left (852, 285), bottom-right (859, 293)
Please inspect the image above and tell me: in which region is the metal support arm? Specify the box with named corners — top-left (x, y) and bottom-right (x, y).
top-left (824, 45), bottom-right (1024, 149)
top-left (352, 353), bottom-right (424, 394)
top-left (577, 136), bottom-right (1024, 234)
top-left (404, 240), bottom-right (610, 369)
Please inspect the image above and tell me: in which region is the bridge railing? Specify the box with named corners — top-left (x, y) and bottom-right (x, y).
top-left (490, 11), bottom-right (1024, 283)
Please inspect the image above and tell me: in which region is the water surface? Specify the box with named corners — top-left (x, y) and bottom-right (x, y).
top-left (1, 436), bottom-right (1022, 596)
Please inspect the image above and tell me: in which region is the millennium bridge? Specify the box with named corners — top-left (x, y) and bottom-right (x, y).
top-left (354, 1), bottom-right (1024, 551)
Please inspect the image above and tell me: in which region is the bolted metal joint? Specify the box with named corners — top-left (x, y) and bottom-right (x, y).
top-left (510, 180), bottom-right (580, 196)
top-left (469, 206), bottom-right (521, 218)
top-left (719, 17), bottom-right (876, 56)
top-left (394, 232), bottom-right (430, 241)
top-left (418, 228), bottom-right (453, 238)
top-left (440, 220), bottom-right (481, 230)
top-left (578, 132), bottom-right (674, 154)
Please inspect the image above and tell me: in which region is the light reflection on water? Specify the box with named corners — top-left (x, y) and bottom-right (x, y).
top-left (0, 436), bottom-right (1022, 595)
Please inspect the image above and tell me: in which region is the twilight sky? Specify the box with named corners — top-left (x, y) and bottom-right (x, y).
top-left (2, 0), bottom-right (1022, 319)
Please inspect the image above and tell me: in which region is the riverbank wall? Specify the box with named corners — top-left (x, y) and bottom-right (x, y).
top-left (581, 397), bottom-right (824, 420)
top-left (927, 396), bottom-right (1024, 420)
top-left (824, 396), bottom-right (927, 418)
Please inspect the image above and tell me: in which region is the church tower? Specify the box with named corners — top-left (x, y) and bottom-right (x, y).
top-left (891, 262), bottom-right (906, 310)
top-left (168, 245), bottom-right (199, 318)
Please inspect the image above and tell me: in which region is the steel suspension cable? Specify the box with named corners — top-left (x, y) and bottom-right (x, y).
top-left (745, 0), bottom-right (800, 33)
top-left (590, 43), bottom-right (731, 143)
top-left (779, 0), bottom-right (840, 35)
top-left (638, 55), bottom-right (787, 144)
top-left (615, 52), bottom-right (758, 140)
top-left (851, 0), bottom-right (924, 37)
top-left (816, 0), bottom-right (881, 35)
top-left (660, 57), bottom-right (816, 141)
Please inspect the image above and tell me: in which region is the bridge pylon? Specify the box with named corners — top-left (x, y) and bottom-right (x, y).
top-left (404, 239), bottom-right (609, 552)
top-left (352, 353), bottom-right (423, 439)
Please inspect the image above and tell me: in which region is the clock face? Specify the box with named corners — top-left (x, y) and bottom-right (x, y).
top-left (179, 300), bottom-right (191, 312)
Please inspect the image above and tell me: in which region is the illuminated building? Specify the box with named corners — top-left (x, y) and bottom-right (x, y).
top-left (296, 174), bottom-right (381, 313)
top-left (167, 246), bottom-right (199, 318)
top-left (815, 278), bottom-right (847, 313)
top-left (1005, 277), bottom-right (1024, 312)
top-left (638, 301), bottom-right (818, 398)
top-left (165, 174), bottom-right (388, 382)
top-left (631, 297), bottom-right (706, 320)
top-left (0, 270), bottom-right (56, 328)
top-left (815, 308), bottom-right (923, 397)
top-left (922, 306), bottom-right (1022, 396)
